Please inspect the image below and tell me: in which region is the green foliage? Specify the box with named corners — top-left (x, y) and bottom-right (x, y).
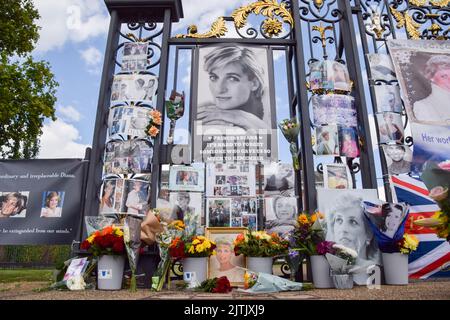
top-left (1, 245), bottom-right (71, 267)
top-left (0, 0), bottom-right (40, 56)
top-left (0, 0), bottom-right (58, 159)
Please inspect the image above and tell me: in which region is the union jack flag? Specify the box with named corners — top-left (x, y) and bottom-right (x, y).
top-left (391, 174), bottom-right (450, 279)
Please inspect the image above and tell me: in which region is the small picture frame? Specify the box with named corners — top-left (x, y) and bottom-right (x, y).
top-left (323, 163), bottom-right (353, 189)
top-left (169, 165), bottom-right (205, 192)
top-left (205, 227), bottom-right (248, 287)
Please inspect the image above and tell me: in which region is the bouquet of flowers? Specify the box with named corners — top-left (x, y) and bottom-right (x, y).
top-left (123, 215), bottom-right (142, 292)
top-left (196, 276), bottom-right (232, 293)
top-left (234, 230), bottom-right (289, 257)
top-left (168, 235), bottom-right (216, 259)
top-left (165, 90), bottom-right (185, 144)
top-left (242, 270), bottom-right (313, 293)
top-left (278, 118), bottom-right (301, 171)
top-left (414, 160), bottom-right (450, 241)
top-left (397, 234), bottom-right (419, 254)
top-left (146, 109), bottom-right (163, 138)
top-left (362, 201), bottom-right (412, 253)
top-left (325, 243), bottom-right (360, 275)
top-left (289, 212), bottom-right (326, 256)
top-left (152, 217), bottom-right (185, 291)
top-left (80, 225), bottom-right (125, 256)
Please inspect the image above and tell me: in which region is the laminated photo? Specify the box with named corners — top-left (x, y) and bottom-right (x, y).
top-left (312, 94), bottom-right (357, 127)
top-left (169, 192), bottom-right (203, 226)
top-left (376, 112), bottom-right (404, 144)
top-left (169, 165), bottom-right (205, 192)
top-left (315, 125), bottom-right (340, 156)
top-left (264, 196), bottom-right (298, 237)
top-left (108, 106), bottom-right (152, 138)
top-left (230, 197), bottom-right (258, 230)
top-left (207, 198), bottom-right (231, 227)
top-left (104, 139), bottom-right (153, 174)
top-left (309, 60), bottom-right (352, 92)
top-left (367, 53), bottom-right (397, 81)
top-left (111, 74), bottom-right (157, 104)
top-left (193, 44), bottom-right (278, 163)
top-left (388, 39), bottom-right (450, 126)
top-left (121, 42), bottom-right (149, 72)
top-left (338, 127), bottom-right (359, 158)
top-left (382, 144), bottom-right (412, 175)
top-left (0, 192), bottom-right (29, 218)
top-left (317, 189), bottom-right (381, 285)
top-left (323, 164), bottom-right (352, 189)
top-left (206, 163), bottom-right (256, 197)
top-left (262, 162), bottom-right (295, 196)
top-left (100, 178), bottom-right (149, 216)
top-left (373, 85), bottom-right (402, 113)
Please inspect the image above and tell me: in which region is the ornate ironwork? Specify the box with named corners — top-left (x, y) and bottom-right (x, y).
top-left (312, 23), bottom-right (334, 58)
top-left (390, 0), bottom-right (450, 40)
top-left (299, 0), bottom-right (344, 23)
top-left (175, 17), bottom-right (228, 38)
top-left (175, 0), bottom-right (293, 39)
top-left (360, 0), bottom-right (393, 39)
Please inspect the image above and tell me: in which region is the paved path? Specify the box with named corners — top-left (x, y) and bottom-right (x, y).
top-left (0, 279), bottom-right (449, 300)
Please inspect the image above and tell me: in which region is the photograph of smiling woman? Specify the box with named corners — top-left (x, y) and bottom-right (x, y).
top-left (193, 44), bottom-right (277, 162)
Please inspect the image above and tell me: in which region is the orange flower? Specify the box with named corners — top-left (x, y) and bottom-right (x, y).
top-left (298, 213), bottom-right (309, 225)
top-left (149, 110), bottom-right (161, 119)
top-left (152, 115), bottom-right (162, 125)
top-left (148, 126), bottom-right (160, 137)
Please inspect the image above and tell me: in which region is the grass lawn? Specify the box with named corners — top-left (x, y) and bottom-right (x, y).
top-left (0, 269), bottom-right (54, 283)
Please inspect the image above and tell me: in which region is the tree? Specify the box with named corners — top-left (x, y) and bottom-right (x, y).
top-left (0, 0), bottom-right (58, 159)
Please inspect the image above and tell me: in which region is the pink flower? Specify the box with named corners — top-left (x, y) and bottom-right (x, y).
top-left (429, 186), bottom-right (449, 202)
top-left (438, 160), bottom-right (450, 171)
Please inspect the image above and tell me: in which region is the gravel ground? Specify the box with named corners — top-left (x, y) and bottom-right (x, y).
top-left (0, 279), bottom-right (449, 300)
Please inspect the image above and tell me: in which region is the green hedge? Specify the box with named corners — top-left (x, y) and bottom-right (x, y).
top-left (0, 245), bottom-right (71, 267)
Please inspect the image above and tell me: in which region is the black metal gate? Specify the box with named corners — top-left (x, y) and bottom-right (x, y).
top-left (83, 0), bottom-right (449, 230)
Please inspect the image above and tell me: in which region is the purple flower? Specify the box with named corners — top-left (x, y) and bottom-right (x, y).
top-left (288, 249), bottom-right (299, 259)
top-left (317, 241), bottom-right (336, 255)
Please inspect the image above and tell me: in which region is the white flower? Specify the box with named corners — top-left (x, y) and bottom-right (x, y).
top-left (66, 275), bottom-right (86, 291)
top-left (332, 244), bottom-right (358, 258)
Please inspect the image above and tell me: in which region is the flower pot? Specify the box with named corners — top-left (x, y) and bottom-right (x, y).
top-left (247, 257), bottom-right (273, 274)
top-left (97, 255), bottom-right (125, 290)
top-left (310, 255), bottom-right (334, 288)
top-left (331, 274), bottom-right (354, 289)
top-left (382, 252), bottom-right (408, 285)
top-left (183, 257), bottom-right (208, 284)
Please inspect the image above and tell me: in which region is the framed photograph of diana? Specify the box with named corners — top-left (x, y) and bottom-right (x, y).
top-left (192, 44), bottom-right (278, 163)
top-left (387, 39), bottom-right (450, 126)
top-left (205, 227), bottom-right (247, 286)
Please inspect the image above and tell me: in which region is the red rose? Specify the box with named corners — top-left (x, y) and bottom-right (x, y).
top-left (112, 239), bottom-right (124, 253)
top-left (80, 240), bottom-right (90, 250)
top-left (212, 276), bottom-right (232, 293)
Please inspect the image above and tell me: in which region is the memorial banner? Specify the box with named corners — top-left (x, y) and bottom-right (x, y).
top-left (0, 159), bottom-right (87, 245)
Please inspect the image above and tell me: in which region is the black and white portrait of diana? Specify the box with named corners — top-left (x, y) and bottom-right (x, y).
top-left (317, 189), bottom-right (381, 285)
top-left (193, 44), bottom-right (277, 162)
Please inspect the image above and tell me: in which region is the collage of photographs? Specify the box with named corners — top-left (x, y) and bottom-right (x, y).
top-left (121, 42), bottom-right (149, 73)
top-left (99, 178), bottom-right (150, 217)
top-left (205, 163), bottom-right (256, 197)
top-left (367, 53), bottom-right (412, 176)
top-left (110, 74), bottom-right (158, 105)
top-left (0, 191), bottom-right (66, 219)
top-left (108, 106), bottom-right (152, 138)
top-left (104, 139), bottom-right (153, 175)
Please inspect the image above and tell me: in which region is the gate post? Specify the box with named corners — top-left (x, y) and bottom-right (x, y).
top-left (84, 0), bottom-right (183, 217)
top-left (337, 0), bottom-right (378, 189)
top-left (291, 0), bottom-right (317, 213)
